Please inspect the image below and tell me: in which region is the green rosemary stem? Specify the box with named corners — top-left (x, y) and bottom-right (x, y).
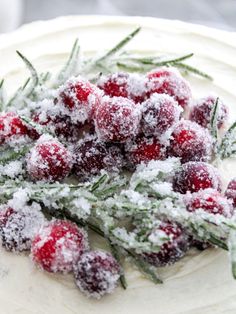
top-left (0, 79), bottom-right (5, 112)
top-left (56, 38), bottom-right (80, 86)
top-left (0, 146), bottom-right (30, 165)
top-left (109, 241), bottom-right (128, 290)
top-left (127, 249), bottom-right (163, 284)
top-left (95, 27), bottom-right (141, 65)
top-left (228, 230), bottom-right (236, 279)
top-left (174, 62), bottom-right (213, 80)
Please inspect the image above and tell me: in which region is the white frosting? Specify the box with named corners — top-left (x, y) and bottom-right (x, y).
top-left (0, 15), bottom-right (236, 314)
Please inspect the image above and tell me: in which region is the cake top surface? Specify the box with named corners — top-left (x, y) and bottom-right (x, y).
top-left (0, 15), bottom-right (236, 314)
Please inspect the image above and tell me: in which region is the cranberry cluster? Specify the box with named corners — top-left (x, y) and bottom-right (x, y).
top-left (1, 67), bottom-right (228, 183)
top-left (0, 209), bottom-right (120, 298)
top-left (0, 66), bottom-right (234, 296)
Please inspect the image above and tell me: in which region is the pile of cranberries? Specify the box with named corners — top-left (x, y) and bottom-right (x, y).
top-left (0, 66), bottom-right (234, 297)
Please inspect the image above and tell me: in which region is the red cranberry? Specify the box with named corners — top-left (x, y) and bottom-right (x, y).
top-left (26, 137), bottom-right (72, 182)
top-left (143, 221), bottom-right (189, 267)
top-left (186, 188), bottom-right (233, 218)
top-left (73, 137), bottom-right (124, 178)
top-left (94, 96), bottom-right (141, 143)
top-left (0, 207), bottom-right (45, 252)
top-left (173, 161), bottom-right (222, 194)
top-left (225, 178), bottom-right (236, 207)
top-left (125, 135), bottom-right (166, 167)
top-left (97, 72), bottom-right (147, 103)
top-left (31, 220), bottom-right (88, 273)
top-left (0, 112), bottom-right (38, 145)
top-left (33, 111), bottom-right (79, 141)
top-left (168, 120), bottom-right (213, 163)
top-left (74, 250), bottom-right (120, 298)
top-left (140, 93), bottom-right (182, 137)
top-left (189, 95), bottom-right (228, 129)
top-left (58, 77), bottom-right (102, 123)
top-left (147, 67), bottom-right (192, 109)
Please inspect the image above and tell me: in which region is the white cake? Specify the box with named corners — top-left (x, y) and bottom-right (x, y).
top-left (0, 15), bottom-right (236, 314)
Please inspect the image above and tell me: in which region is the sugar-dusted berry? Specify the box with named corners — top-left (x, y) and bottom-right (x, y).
top-left (140, 93), bottom-right (182, 137)
top-left (225, 178), bottom-right (236, 207)
top-left (31, 220), bottom-right (88, 273)
top-left (186, 188), bottom-right (233, 218)
top-left (125, 135), bottom-right (166, 167)
top-left (58, 76), bottom-right (102, 123)
top-left (73, 136), bottom-right (124, 178)
top-left (74, 250), bottom-right (120, 299)
top-left (189, 95), bottom-right (228, 129)
top-left (0, 206), bottom-right (45, 252)
top-left (143, 221), bottom-right (189, 267)
top-left (147, 67), bottom-right (192, 109)
top-left (173, 161), bottom-right (222, 194)
top-left (94, 96), bottom-right (141, 143)
top-left (97, 72), bottom-right (147, 103)
top-left (26, 136), bottom-right (72, 182)
top-left (168, 120), bottom-right (213, 163)
top-left (0, 112), bottom-right (38, 145)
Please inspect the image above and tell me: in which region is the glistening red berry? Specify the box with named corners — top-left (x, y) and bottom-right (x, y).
top-left (74, 250), bottom-right (120, 299)
top-left (94, 96), bottom-right (141, 143)
top-left (168, 120), bottom-right (213, 163)
top-left (125, 135), bottom-right (166, 167)
top-left (26, 137), bottom-right (72, 182)
top-left (0, 207), bottom-right (45, 252)
top-left (73, 137), bottom-right (124, 178)
top-left (173, 161), bottom-right (222, 194)
top-left (189, 95), bottom-right (228, 129)
top-left (97, 72), bottom-right (148, 103)
top-left (225, 178), bottom-right (236, 207)
top-left (33, 111), bottom-right (78, 141)
top-left (58, 76), bottom-right (102, 123)
top-left (147, 67), bottom-right (192, 109)
top-left (31, 220), bottom-right (89, 273)
top-left (140, 93), bottom-right (182, 137)
top-left (0, 112), bottom-right (38, 145)
top-left (186, 188), bottom-right (234, 218)
top-left (143, 221), bottom-right (189, 267)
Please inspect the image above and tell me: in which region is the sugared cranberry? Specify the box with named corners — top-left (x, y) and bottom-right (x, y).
top-left (0, 207), bottom-right (45, 252)
top-left (73, 137), bottom-right (124, 178)
top-left (189, 95), bottom-right (228, 129)
top-left (147, 67), bottom-right (192, 109)
top-left (74, 250), bottom-right (120, 298)
top-left (26, 137), bottom-right (72, 182)
top-left (143, 221), bottom-right (189, 267)
top-left (125, 135), bottom-right (166, 167)
top-left (31, 220), bottom-right (88, 273)
top-left (33, 111), bottom-right (79, 141)
top-left (0, 112), bottom-right (38, 145)
top-left (94, 96), bottom-right (141, 143)
top-left (186, 188), bottom-right (233, 218)
top-left (173, 161), bottom-right (222, 194)
top-left (168, 120), bottom-right (213, 163)
top-left (225, 178), bottom-right (236, 207)
top-left (58, 77), bottom-right (102, 123)
top-left (140, 93), bottom-right (182, 137)
top-left (97, 72), bottom-right (147, 103)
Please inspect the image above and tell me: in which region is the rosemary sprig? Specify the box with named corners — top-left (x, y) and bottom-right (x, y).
top-left (210, 97), bottom-right (220, 154)
top-left (218, 121), bottom-right (236, 159)
top-left (173, 62), bottom-right (213, 80)
top-left (0, 79), bottom-right (6, 112)
top-left (0, 146), bottom-right (30, 165)
top-left (109, 241), bottom-right (128, 290)
top-left (7, 51), bottom-right (39, 108)
top-left (228, 230), bottom-right (236, 279)
top-left (95, 27), bottom-right (141, 65)
top-left (56, 39), bottom-right (80, 86)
